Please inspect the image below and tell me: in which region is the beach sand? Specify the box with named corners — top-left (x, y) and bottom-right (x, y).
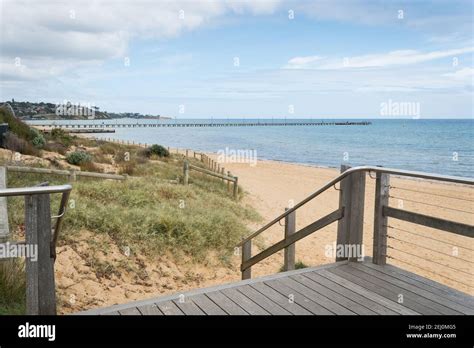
top-left (210, 156), bottom-right (474, 295)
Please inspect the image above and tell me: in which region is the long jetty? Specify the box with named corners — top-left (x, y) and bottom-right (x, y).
top-left (28, 120), bottom-right (371, 129)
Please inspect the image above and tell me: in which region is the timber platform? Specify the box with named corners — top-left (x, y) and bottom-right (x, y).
top-left (78, 259), bottom-right (474, 315)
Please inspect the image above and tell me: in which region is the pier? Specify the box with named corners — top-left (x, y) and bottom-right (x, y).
top-left (28, 120), bottom-right (371, 130)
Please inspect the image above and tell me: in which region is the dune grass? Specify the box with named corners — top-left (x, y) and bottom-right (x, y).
top-left (0, 134), bottom-right (261, 314)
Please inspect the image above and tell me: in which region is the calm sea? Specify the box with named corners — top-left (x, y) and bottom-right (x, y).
top-left (30, 119), bottom-right (473, 178)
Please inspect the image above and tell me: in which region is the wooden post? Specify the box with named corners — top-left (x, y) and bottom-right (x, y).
top-left (348, 170), bottom-right (366, 262)
top-left (25, 194), bottom-right (56, 315)
top-left (0, 167), bottom-right (10, 242)
top-left (227, 171), bottom-right (231, 191)
top-left (373, 172), bottom-right (390, 265)
top-left (241, 239), bottom-right (251, 280)
top-left (69, 170), bottom-right (76, 182)
top-left (233, 176), bottom-right (239, 200)
top-left (336, 165), bottom-right (351, 261)
top-left (221, 167), bottom-right (225, 182)
top-left (183, 161), bottom-right (189, 185)
top-left (283, 208), bottom-right (296, 271)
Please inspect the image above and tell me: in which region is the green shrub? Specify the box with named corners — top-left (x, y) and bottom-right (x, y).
top-left (66, 151), bottom-right (92, 165)
top-left (50, 128), bottom-right (73, 147)
top-left (149, 144), bottom-right (169, 158)
top-left (31, 134), bottom-right (46, 149)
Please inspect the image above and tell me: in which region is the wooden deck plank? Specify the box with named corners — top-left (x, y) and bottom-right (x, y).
top-left (305, 271), bottom-right (399, 315)
top-left (156, 300), bottom-right (184, 315)
top-left (291, 273), bottom-right (377, 315)
top-left (276, 276), bottom-right (356, 315)
top-left (349, 263), bottom-right (472, 315)
top-left (137, 304), bottom-right (163, 315)
top-left (362, 261), bottom-right (474, 309)
top-left (76, 260), bottom-right (471, 316)
top-left (332, 266), bottom-right (448, 315)
top-left (77, 261), bottom-right (346, 315)
top-left (249, 282), bottom-right (312, 315)
top-left (205, 291), bottom-right (249, 315)
top-left (118, 307), bottom-right (141, 315)
top-left (190, 294), bottom-right (227, 315)
top-left (220, 288), bottom-right (269, 315)
top-left (263, 279), bottom-right (334, 315)
top-left (173, 299), bottom-right (206, 315)
top-left (235, 285), bottom-right (291, 315)
top-left (316, 269), bottom-right (418, 315)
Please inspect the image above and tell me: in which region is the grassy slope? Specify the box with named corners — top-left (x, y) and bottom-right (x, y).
top-left (0, 125), bottom-right (260, 313)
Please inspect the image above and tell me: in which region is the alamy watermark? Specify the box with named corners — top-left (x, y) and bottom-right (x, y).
top-left (380, 99), bottom-right (420, 119)
top-left (0, 242), bottom-right (37, 261)
top-left (217, 147), bottom-right (257, 167)
top-left (325, 242), bottom-right (365, 261)
top-left (55, 100), bottom-right (96, 118)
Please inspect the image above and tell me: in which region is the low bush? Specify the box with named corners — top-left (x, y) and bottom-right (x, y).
top-left (66, 151), bottom-right (92, 165)
top-left (50, 128), bottom-right (73, 147)
top-left (80, 161), bottom-right (102, 173)
top-left (44, 142), bottom-right (68, 155)
top-left (149, 144), bottom-right (169, 158)
top-left (3, 132), bottom-right (41, 156)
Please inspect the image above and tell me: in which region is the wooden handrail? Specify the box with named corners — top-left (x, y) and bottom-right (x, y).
top-left (238, 165), bottom-right (474, 279)
top-left (241, 208), bottom-right (344, 273)
top-left (237, 166), bottom-right (474, 247)
top-left (383, 206), bottom-right (474, 238)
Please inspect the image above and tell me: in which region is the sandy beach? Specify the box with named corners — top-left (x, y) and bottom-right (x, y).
top-left (209, 156), bottom-right (474, 295)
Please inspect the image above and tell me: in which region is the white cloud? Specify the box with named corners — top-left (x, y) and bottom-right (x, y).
top-left (0, 0), bottom-right (281, 81)
top-left (443, 67), bottom-right (474, 81)
top-left (287, 56), bottom-right (322, 66)
top-left (285, 47), bottom-right (474, 70)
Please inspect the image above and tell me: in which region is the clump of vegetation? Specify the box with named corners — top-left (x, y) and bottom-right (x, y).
top-left (49, 128), bottom-right (73, 148)
top-left (143, 144), bottom-right (169, 158)
top-left (0, 260), bottom-right (26, 315)
top-left (3, 132), bottom-right (41, 156)
top-left (66, 151), bottom-right (92, 165)
top-left (0, 107), bottom-right (36, 141)
top-left (279, 260), bottom-right (308, 273)
top-left (30, 129), bottom-right (45, 149)
top-left (79, 161), bottom-right (102, 173)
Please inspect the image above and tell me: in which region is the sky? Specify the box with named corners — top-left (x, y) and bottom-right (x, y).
top-left (0, 0), bottom-right (473, 118)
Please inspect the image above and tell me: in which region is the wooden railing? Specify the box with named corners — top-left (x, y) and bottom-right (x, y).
top-left (238, 165), bottom-right (474, 280)
top-left (0, 184), bottom-right (72, 314)
top-left (182, 160), bottom-right (239, 199)
top-left (6, 165), bottom-right (127, 181)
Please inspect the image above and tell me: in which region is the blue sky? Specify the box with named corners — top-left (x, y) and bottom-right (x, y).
top-left (0, 0), bottom-right (473, 118)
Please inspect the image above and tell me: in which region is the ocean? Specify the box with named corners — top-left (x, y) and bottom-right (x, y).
top-left (30, 119), bottom-right (473, 178)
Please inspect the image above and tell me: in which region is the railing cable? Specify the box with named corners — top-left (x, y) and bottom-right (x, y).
top-left (389, 185), bottom-right (474, 202)
top-left (386, 255), bottom-right (473, 288)
top-left (389, 195), bottom-right (474, 214)
top-left (387, 234), bottom-right (474, 263)
top-left (387, 246), bottom-right (474, 277)
top-left (386, 225), bottom-right (474, 251)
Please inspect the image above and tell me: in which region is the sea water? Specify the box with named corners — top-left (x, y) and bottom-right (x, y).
top-left (31, 119), bottom-right (473, 177)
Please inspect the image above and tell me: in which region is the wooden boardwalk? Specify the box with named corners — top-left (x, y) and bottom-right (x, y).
top-left (78, 260), bottom-right (474, 315)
